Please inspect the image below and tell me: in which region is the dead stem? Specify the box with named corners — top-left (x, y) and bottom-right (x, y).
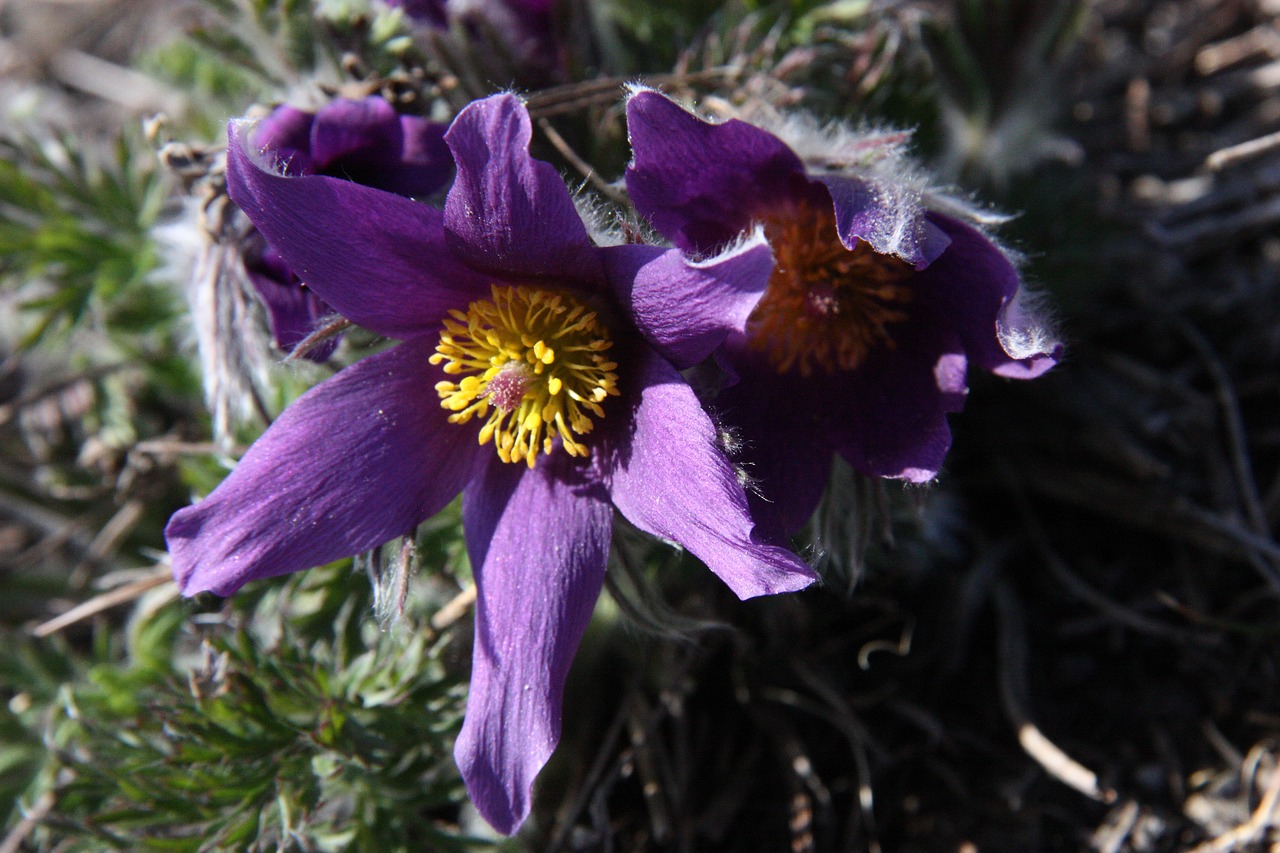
top-left (70, 497), bottom-right (145, 583)
top-left (994, 580), bottom-right (1116, 804)
top-left (1195, 24), bottom-right (1280, 75)
top-left (1023, 466), bottom-right (1280, 590)
top-left (428, 584), bottom-right (476, 634)
top-left (0, 790), bottom-right (55, 853)
top-left (283, 316), bottom-right (352, 363)
top-left (0, 363), bottom-right (128, 427)
top-left (32, 567), bottom-right (174, 637)
top-left (1174, 320), bottom-right (1271, 540)
top-left (627, 703), bottom-right (674, 843)
top-left (1008, 477), bottom-right (1221, 645)
top-left (523, 68), bottom-right (742, 119)
top-left (535, 116), bottom-right (624, 202)
top-left (547, 698), bottom-right (631, 852)
top-left (131, 439), bottom-right (233, 456)
top-left (1189, 757), bottom-right (1280, 853)
top-left (1206, 128), bottom-right (1280, 171)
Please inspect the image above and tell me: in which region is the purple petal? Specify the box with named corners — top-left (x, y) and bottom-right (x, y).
top-left (711, 354), bottom-right (835, 540)
top-left (243, 261), bottom-right (339, 362)
top-left (601, 233), bottom-right (773, 369)
top-left (444, 94), bottom-right (602, 283)
top-left (915, 213), bottom-right (1059, 377)
top-left (391, 114), bottom-right (453, 198)
top-left (166, 340), bottom-right (481, 596)
top-left (226, 123), bottom-right (490, 339)
top-left (456, 452), bottom-right (612, 835)
top-left (605, 346), bottom-right (818, 598)
top-left (625, 89), bottom-right (815, 252)
top-left (254, 106), bottom-right (315, 175)
top-left (991, 290), bottom-right (1059, 378)
top-left (310, 97), bottom-right (403, 173)
top-left (817, 175), bottom-right (951, 269)
top-left (827, 320), bottom-right (967, 482)
top-left (242, 236), bottom-right (338, 361)
top-left (310, 99), bottom-right (453, 199)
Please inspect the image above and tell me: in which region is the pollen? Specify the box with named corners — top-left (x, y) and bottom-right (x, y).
top-left (749, 200), bottom-right (914, 376)
top-left (429, 285), bottom-right (620, 468)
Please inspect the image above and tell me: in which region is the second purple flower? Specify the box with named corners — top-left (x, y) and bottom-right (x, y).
top-left (625, 90), bottom-right (1060, 538)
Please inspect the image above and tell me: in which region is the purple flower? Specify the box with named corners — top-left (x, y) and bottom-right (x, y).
top-left (625, 90), bottom-right (1060, 538)
top-left (387, 0), bottom-right (448, 27)
top-left (391, 0), bottom-right (561, 85)
top-left (243, 97), bottom-right (452, 360)
top-left (167, 94), bottom-right (816, 834)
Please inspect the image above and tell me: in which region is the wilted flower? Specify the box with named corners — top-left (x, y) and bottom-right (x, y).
top-left (166, 94), bottom-right (816, 834)
top-left (244, 96), bottom-right (451, 360)
top-left (625, 90), bottom-right (1059, 538)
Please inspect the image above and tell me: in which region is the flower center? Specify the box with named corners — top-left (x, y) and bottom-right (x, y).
top-left (748, 200), bottom-right (914, 376)
top-left (430, 285), bottom-right (620, 467)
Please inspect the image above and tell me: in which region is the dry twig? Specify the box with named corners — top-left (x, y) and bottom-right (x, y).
top-left (428, 584), bottom-right (476, 634)
top-left (994, 581), bottom-right (1116, 804)
top-left (31, 567), bottom-right (174, 637)
top-left (1188, 759), bottom-right (1280, 853)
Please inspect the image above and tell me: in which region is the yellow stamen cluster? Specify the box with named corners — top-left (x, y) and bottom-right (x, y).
top-left (430, 285), bottom-right (620, 467)
top-left (749, 200), bottom-right (914, 376)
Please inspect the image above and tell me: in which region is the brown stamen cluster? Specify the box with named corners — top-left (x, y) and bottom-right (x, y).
top-left (749, 200), bottom-right (914, 376)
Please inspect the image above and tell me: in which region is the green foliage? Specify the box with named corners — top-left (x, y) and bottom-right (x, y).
top-left (603, 0), bottom-right (742, 73)
top-left (920, 0), bottom-right (1086, 118)
top-left (918, 0), bottom-right (1089, 179)
top-left (135, 40), bottom-right (269, 142)
top-left (783, 2), bottom-right (940, 135)
top-left (0, 132), bottom-right (172, 351)
top-left (3, 565), bottom-right (479, 852)
top-left (186, 0), bottom-right (330, 87)
top-left (138, 0), bottom-right (420, 143)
